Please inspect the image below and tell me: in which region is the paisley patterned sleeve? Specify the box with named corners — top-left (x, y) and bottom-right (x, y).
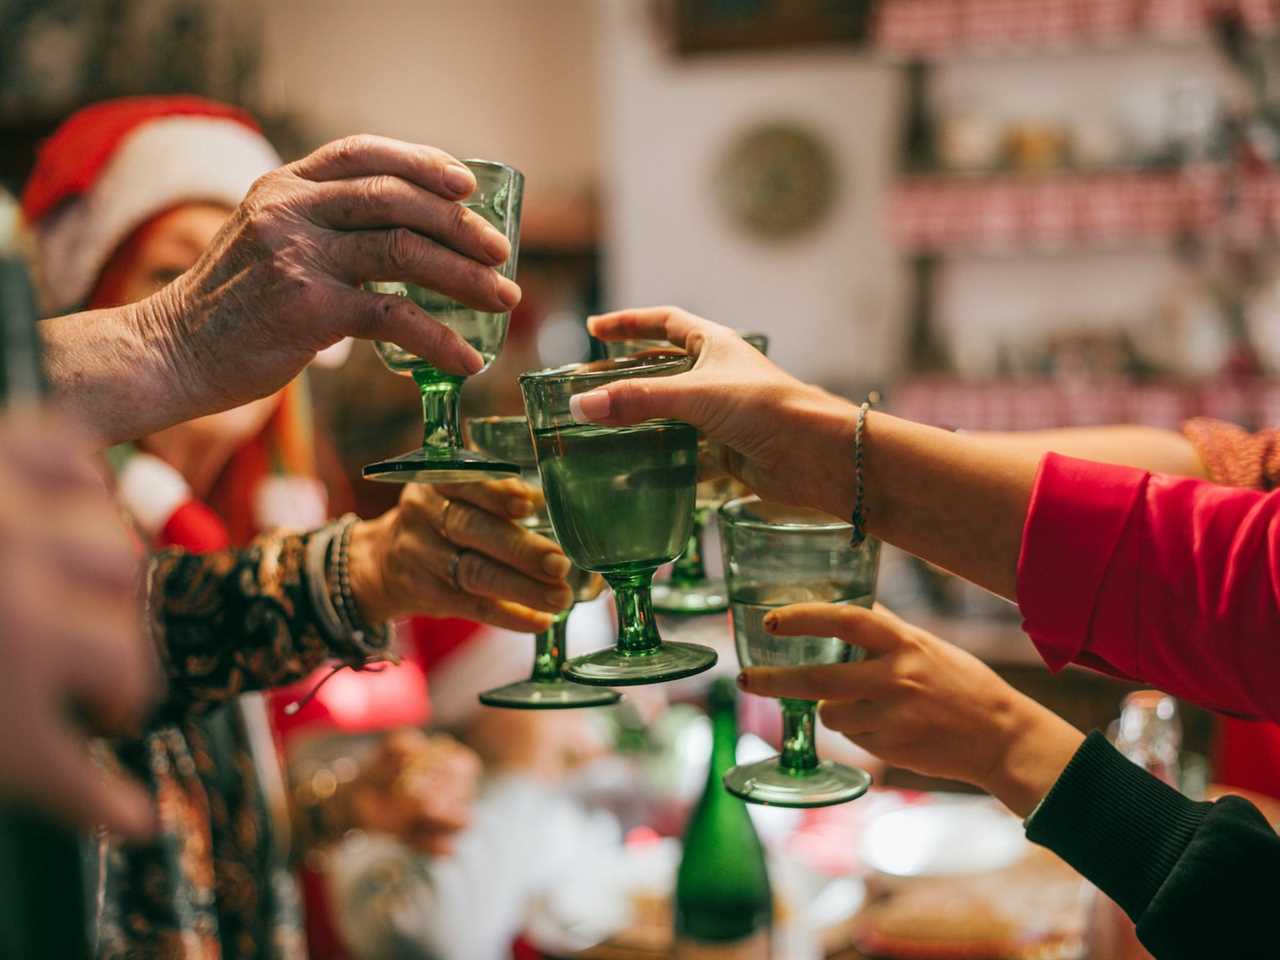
top-left (145, 524), bottom-right (388, 717)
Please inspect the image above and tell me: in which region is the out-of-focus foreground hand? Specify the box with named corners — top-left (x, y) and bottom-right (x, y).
top-left (739, 602), bottom-right (1085, 818)
top-left (348, 729), bottom-right (482, 856)
top-left (575, 306), bottom-right (860, 519)
top-left (462, 709), bottom-right (610, 783)
top-left (54, 135), bottom-right (523, 443)
top-left (0, 410), bottom-right (157, 838)
top-left (348, 477), bottom-right (572, 633)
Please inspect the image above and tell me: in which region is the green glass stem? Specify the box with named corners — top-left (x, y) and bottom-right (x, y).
top-left (530, 611), bottom-right (570, 682)
top-left (668, 506), bottom-right (709, 587)
top-left (608, 572), bottom-right (662, 656)
top-left (414, 369), bottom-right (466, 452)
top-left (779, 699), bottom-right (819, 774)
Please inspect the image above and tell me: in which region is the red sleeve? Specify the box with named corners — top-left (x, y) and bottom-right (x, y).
top-left (1018, 453), bottom-right (1280, 722)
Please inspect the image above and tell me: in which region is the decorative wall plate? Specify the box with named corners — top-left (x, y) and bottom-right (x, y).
top-left (714, 122), bottom-right (839, 239)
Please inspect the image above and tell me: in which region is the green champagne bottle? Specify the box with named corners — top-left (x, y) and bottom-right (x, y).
top-left (0, 192), bottom-right (94, 959)
top-left (674, 678), bottom-right (772, 958)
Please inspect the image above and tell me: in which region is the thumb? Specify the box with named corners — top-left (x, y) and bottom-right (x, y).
top-left (568, 375), bottom-right (699, 428)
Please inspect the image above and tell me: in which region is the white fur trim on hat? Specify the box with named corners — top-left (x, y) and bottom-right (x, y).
top-left (36, 116), bottom-right (281, 313)
top-left (117, 451), bottom-right (193, 536)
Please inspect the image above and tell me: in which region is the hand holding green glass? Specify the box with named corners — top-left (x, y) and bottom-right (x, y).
top-left (520, 355), bottom-right (718, 686)
top-left (466, 415), bottom-right (620, 710)
top-left (719, 496), bottom-right (880, 807)
top-left (365, 159), bottom-right (524, 484)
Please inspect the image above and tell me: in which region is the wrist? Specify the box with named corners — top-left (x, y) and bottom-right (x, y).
top-left (978, 694), bottom-right (1084, 819)
top-left (347, 515), bottom-right (395, 623)
top-left (785, 386), bottom-right (860, 519)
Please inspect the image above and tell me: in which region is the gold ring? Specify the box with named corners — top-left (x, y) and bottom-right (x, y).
top-left (447, 549), bottom-right (464, 591)
top-left (440, 497), bottom-right (458, 537)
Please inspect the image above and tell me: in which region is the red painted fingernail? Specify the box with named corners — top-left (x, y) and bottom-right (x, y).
top-left (736, 671), bottom-right (749, 689)
top-left (763, 613), bottom-right (778, 632)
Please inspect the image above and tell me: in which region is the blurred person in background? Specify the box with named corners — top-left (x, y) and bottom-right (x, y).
top-left (25, 96), bottom-right (573, 959)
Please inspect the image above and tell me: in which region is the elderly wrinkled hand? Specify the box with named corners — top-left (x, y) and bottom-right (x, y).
top-left (349, 477), bottom-right (572, 633)
top-left (0, 410), bottom-right (158, 838)
top-left (55, 135), bottom-right (523, 444)
top-left (574, 306), bottom-right (859, 520)
top-left (738, 602), bottom-right (1084, 818)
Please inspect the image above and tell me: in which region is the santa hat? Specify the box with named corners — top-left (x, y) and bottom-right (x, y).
top-left (21, 95), bottom-right (281, 314)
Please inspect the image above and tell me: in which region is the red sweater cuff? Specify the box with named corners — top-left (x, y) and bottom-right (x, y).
top-left (1017, 453), bottom-right (1148, 671)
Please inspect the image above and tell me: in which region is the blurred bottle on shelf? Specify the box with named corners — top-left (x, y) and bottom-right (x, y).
top-left (674, 678), bottom-right (772, 958)
top-left (900, 59), bottom-right (937, 174)
top-left (1112, 690), bottom-right (1182, 787)
top-left (904, 254), bottom-right (952, 375)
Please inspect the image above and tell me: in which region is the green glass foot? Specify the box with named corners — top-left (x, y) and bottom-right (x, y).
top-left (722, 758), bottom-right (872, 808)
top-left (563, 641), bottom-right (717, 686)
top-left (652, 578), bottom-right (730, 616)
top-left (477, 679), bottom-right (621, 710)
top-left (363, 446), bottom-right (520, 484)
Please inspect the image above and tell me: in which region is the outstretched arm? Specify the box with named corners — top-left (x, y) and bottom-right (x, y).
top-left (580, 307), bottom-right (1280, 721)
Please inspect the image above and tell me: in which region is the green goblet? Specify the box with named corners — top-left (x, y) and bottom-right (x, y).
top-left (466, 415), bottom-right (621, 709)
top-left (719, 496), bottom-right (880, 807)
top-left (519, 355), bottom-right (717, 685)
top-left (608, 333), bottom-right (770, 617)
top-left (364, 159), bottom-right (524, 484)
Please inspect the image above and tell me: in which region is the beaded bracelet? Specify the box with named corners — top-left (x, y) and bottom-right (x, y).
top-left (327, 514), bottom-right (389, 655)
top-left (850, 394), bottom-right (876, 547)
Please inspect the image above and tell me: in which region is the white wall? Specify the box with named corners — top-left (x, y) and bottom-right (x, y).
top-left (599, 0), bottom-right (903, 393)
top-left (231, 0), bottom-right (601, 200)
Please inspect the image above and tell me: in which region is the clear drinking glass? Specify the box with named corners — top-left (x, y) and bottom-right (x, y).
top-left (466, 415), bottom-right (620, 709)
top-left (519, 354), bottom-right (718, 685)
top-left (364, 159), bottom-right (525, 484)
top-left (719, 496), bottom-right (880, 807)
top-left (649, 332), bottom-right (769, 616)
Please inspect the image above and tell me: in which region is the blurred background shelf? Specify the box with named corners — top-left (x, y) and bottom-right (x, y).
top-left (875, 0), bottom-right (1277, 61)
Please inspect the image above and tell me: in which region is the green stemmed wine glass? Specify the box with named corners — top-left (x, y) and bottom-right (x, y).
top-left (603, 333), bottom-right (769, 616)
top-left (466, 415), bottom-right (621, 710)
top-left (719, 496), bottom-right (880, 807)
top-left (364, 159), bottom-right (524, 484)
top-left (519, 355), bottom-right (718, 686)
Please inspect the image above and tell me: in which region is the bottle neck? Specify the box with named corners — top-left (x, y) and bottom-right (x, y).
top-left (707, 703), bottom-right (739, 781)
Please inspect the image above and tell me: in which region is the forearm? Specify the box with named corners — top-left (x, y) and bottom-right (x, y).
top-left (978, 426), bottom-right (1207, 479)
top-left (41, 292), bottom-right (201, 444)
top-left (860, 412), bottom-right (1040, 599)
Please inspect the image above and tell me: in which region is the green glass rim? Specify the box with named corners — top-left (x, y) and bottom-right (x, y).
top-left (460, 157), bottom-right (524, 179)
top-left (719, 494), bottom-right (852, 533)
top-left (518, 352), bottom-right (692, 388)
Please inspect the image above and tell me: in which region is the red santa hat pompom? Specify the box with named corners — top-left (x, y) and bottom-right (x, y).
top-left (21, 95), bottom-right (281, 313)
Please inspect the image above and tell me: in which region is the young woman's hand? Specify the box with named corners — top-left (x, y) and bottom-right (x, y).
top-left (577, 306), bottom-right (861, 520)
top-left (739, 603), bottom-right (1084, 817)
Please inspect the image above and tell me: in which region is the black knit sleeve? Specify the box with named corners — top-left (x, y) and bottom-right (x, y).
top-left (1026, 731), bottom-right (1278, 959)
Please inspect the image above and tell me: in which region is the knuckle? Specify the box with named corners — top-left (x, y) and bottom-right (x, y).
top-left (447, 200), bottom-right (470, 236)
top-left (333, 134), bottom-right (376, 165)
top-left (360, 175), bottom-right (398, 217)
top-left (384, 227), bottom-right (420, 275)
top-left (458, 555), bottom-right (498, 594)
